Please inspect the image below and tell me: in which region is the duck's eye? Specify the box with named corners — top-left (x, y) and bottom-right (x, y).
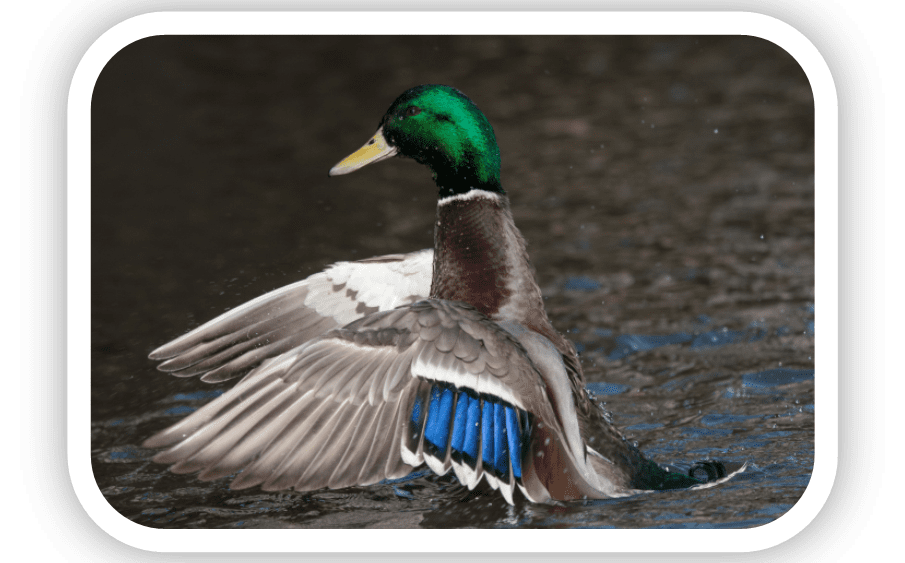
top-left (404, 106), bottom-right (422, 117)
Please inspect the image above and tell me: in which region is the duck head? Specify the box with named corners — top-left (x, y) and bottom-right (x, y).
top-left (329, 85), bottom-right (505, 198)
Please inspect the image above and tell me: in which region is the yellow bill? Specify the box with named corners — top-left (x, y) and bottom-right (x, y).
top-left (328, 127), bottom-right (398, 176)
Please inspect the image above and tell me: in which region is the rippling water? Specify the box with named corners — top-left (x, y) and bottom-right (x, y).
top-left (91, 35), bottom-right (814, 528)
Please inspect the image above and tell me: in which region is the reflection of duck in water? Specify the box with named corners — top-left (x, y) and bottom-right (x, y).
top-left (144, 85), bottom-right (730, 504)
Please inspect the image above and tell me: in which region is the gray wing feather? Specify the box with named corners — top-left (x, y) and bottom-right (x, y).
top-left (149, 250), bottom-right (432, 382)
top-left (145, 298), bottom-right (558, 495)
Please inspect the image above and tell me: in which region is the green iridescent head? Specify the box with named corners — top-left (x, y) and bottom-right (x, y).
top-left (329, 85), bottom-right (504, 197)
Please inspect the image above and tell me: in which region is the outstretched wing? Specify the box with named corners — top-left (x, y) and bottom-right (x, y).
top-left (144, 299), bottom-right (561, 503)
top-left (148, 249), bottom-right (432, 383)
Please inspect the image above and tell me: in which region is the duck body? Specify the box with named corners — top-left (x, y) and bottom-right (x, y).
top-left (145, 85), bottom-right (719, 504)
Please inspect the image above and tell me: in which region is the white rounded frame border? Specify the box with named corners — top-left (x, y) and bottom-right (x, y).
top-left (68, 11), bottom-right (838, 554)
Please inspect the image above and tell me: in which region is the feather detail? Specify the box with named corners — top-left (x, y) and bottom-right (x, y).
top-left (146, 300), bottom-right (561, 502)
top-left (149, 250), bottom-right (432, 382)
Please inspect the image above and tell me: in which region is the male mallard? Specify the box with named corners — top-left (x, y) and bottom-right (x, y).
top-left (144, 85), bottom-right (726, 504)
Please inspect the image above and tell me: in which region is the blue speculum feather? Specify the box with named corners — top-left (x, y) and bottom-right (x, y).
top-left (424, 386), bottom-right (455, 451)
top-left (415, 382), bottom-right (528, 482)
top-left (410, 392), bottom-right (424, 424)
top-left (481, 396), bottom-right (494, 466)
top-left (493, 402), bottom-right (508, 477)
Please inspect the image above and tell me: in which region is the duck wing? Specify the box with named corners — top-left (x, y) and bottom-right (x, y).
top-left (144, 299), bottom-right (571, 503)
top-left (148, 249), bottom-right (433, 383)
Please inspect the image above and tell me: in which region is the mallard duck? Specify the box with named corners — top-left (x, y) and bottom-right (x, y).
top-left (144, 84), bottom-right (727, 504)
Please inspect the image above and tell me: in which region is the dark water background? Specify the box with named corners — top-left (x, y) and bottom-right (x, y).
top-left (91, 36), bottom-right (814, 529)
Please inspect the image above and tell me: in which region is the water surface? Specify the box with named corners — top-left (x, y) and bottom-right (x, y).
top-left (91, 35), bottom-right (814, 529)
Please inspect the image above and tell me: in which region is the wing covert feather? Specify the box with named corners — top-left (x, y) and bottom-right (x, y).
top-left (145, 298), bottom-right (559, 498)
top-left (148, 250), bottom-right (432, 382)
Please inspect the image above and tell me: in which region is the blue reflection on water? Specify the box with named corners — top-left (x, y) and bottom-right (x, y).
top-left (563, 277), bottom-right (601, 291)
top-left (742, 368), bottom-right (814, 389)
top-left (586, 382), bottom-right (632, 395)
top-left (607, 333), bottom-right (693, 360)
